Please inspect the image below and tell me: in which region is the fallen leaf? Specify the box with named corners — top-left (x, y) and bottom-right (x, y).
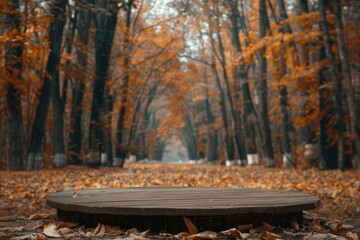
top-left (91, 223), bottom-right (105, 236)
top-left (219, 228), bottom-right (242, 238)
top-left (159, 232), bottom-right (173, 237)
top-left (346, 232), bottom-right (359, 240)
top-left (126, 228), bottom-right (140, 235)
top-left (304, 233), bottom-right (347, 240)
top-left (24, 221), bottom-right (43, 231)
top-left (238, 223), bottom-right (253, 232)
top-left (187, 231), bottom-right (217, 240)
top-left (342, 224), bottom-right (355, 230)
top-left (140, 230), bottom-right (151, 238)
top-left (187, 179), bottom-right (199, 187)
top-left (263, 222), bottom-right (276, 231)
top-left (58, 227), bottom-right (73, 236)
top-left (128, 233), bottom-right (148, 239)
top-left (10, 233), bottom-right (46, 240)
top-left (29, 213), bottom-right (51, 220)
top-left (55, 221), bottom-right (80, 228)
top-left (43, 223), bottom-right (61, 238)
top-left (0, 227), bottom-right (24, 232)
top-left (177, 232), bottom-right (191, 238)
top-left (260, 231), bottom-right (282, 240)
top-left (0, 216), bottom-right (16, 222)
top-left (0, 231), bottom-right (10, 238)
top-left (183, 217), bottom-right (198, 234)
top-left (104, 225), bottom-right (124, 237)
top-left (290, 220), bottom-right (300, 231)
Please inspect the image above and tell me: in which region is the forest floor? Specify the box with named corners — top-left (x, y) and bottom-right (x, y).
top-left (0, 163), bottom-right (359, 239)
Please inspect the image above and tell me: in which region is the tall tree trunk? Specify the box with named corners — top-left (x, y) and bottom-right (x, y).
top-left (115, 0), bottom-right (133, 167)
top-left (28, 0), bottom-right (67, 170)
top-left (319, 0), bottom-right (345, 169)
top-left (210, 54), bottom-right (235, 162)
top-left (52, 8), bottom-right (76, 168)
top-left (4, 0), bottom-right (24, 170)
top-left (318, 46), bottom-right (338, 169)
top-left (333, 0), bottom-right (360, 170)
top-left (276, 0), bottom-right (293, 166)
top-left (216, 30), bottom-right (246, 162)
top-left (228, 0), bottom-right (259, 165)
top-left (258, 0), bottom-right (275, 166)
top-left (204, 69), bottom-right (219, 163)
top-left (89, 0), bottom-right (117, 166)
top-left (295, 0), bottom-right (317, 163)
top-left (51, 71), bottom-right (66, 167)
top-left (68, 0), bottom-right (91, 165)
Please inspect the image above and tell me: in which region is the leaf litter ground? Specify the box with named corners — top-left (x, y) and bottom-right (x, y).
top-left (0, 163), bottom-right (359, 239)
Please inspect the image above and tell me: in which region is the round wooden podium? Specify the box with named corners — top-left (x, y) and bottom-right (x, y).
top-left (47, 187), bottom-right (320, 232)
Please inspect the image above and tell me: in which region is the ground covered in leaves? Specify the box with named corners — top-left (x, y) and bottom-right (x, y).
top-left (0, 163), bottom-right (360, 239)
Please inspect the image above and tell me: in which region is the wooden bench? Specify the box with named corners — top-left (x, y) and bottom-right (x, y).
top-left (46, 187), bottom-right (320, 232)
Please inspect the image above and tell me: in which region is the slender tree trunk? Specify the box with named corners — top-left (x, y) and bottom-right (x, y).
top-left (89, 0), bottom-right (117, 166)
top-left (258, 0), bottom-right (275, 166)
top-left (115, 0), bottom-right (132, 167)
top-left (204, 69), bottom-right (218, 162)
top-left (210, 54), bottom-right (235, 162)
top-left (4, 0), bottom-right (24, 170)
top-left (333, 0), bottom-right (360, 170)
top-left (51, 71), bottom-right (66, 167)
top-left (276, 0), bottom-right (293, 166)
top-left (52, 8), bottom-right (77, 168)
top-left (215, 31), bottom-right (246, 162)
top-left (318, 46), bottom-right (338, 169)
top-left (319, 0), bottom-right (345, 169)
top-left (68, 0), bottom-right (91, 165)
top-left (28, 0), bottom-right (67, 170)
top-left (228, 0), bottom-right (259, 165)
top-left (295, 0), bottom-right (317, 162)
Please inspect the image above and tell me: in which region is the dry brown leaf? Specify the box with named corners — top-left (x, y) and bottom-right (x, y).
top-left (183, 217), bottom-right (198, 234)
top-left (342, 224), bottom-right (355, 230)
top-left (57, 227), bottom-right (74, 236)
top-left (140, 229), bottom-right (151, 238)
top-left (0, 216), bottom-right (17, 222)
top-left (238, 223), bottom-right (253, 232)
top-left (260, 231), bottom-right (283, 240)
top-left (126, 228), bottom-right (140, 235)
top-left (23, 221), bottom-right (43, 231)
top-left (78, 226), bottom-right (86, 237)
top-left (91, 223), bottom-right (104, 236)
top-left (104, 225), bottom-right (124, 237)
top-left (289, 220), bottom-right (299, 231)
top-left (28, 213), bottom-right (50, 220)
top-left (0, 226), bottom-right (24, 232)
top-left (97, 224), bottom-right (106, 237)
top-left (10, 233), bottom-right (46, 240)
top-left (309, 224), bottom-right (327, 233)
top-left (187, 231), bottom-right (217, 240)
top-left (159, 232), bottom-right (174, 237)
top-left (55, 221), bottom-right (79, 228)
top-left (304, 233), bottom-right (347, 240)
top-left (128, 233), bottom-right (148, 240)
top-left (219, 228), bottom-right (242, 238)
top-left (346, 232), bottom-right (359, 240)
top-left (43, 223), bottom-right (61, 238)
top-left (263, 222), bottom-right (276, 231)
top-left (177, 232), bottom-right (191, 238)
top-left (187, 179), bottom-right (199, 187)
top-left (0, 231), bottom-right (10, 238)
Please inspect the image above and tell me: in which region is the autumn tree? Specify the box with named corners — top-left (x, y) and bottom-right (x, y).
top-left (28, 0), bottom-right (67, 170)
top-left (3, 0), bottom-right (24, 170)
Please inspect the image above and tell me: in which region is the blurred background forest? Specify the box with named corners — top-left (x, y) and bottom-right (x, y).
top-left (0, 0), bottom-right (360, 171)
